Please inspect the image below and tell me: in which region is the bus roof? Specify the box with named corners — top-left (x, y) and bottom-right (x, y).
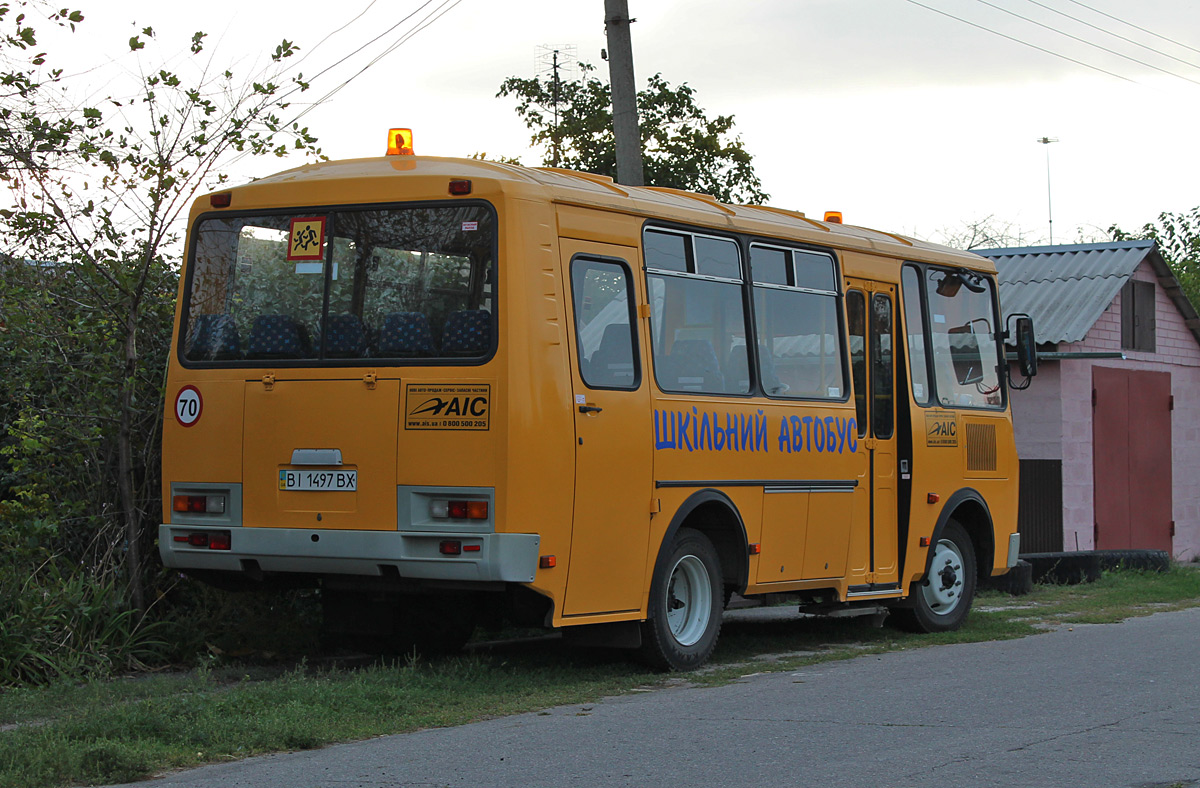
top-left (224, 155), bottom-right (994, 273)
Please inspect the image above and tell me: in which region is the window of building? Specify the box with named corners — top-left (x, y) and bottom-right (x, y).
top-left (1121, 279), bottom-right (1156, 352)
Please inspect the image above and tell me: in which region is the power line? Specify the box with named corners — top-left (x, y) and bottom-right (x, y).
top-left (971, 0), bottom-right (1200, 87)
top-left (285, 0), bottom-right (464, 126)
top-left (1021, 0), bottom-right (1200, 73)
top-left (222, 0), bottom-right (462, 171)
top-left (1061, 0), bottom-right (1200, 58)
top-left (902, 0), bottom-right (1134, 83)
top-left (288, 0), bottom-right (382, 72)
top-left (277, 0), bottom-right (437, 105)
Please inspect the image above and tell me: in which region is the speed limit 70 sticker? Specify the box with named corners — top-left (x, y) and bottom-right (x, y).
top-left (175, 385), bottom-right (203, 427)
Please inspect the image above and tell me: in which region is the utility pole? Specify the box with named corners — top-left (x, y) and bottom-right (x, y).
top-left (604, 0), bottom-right (644, 186)
top-left (1037, 136), bottom-right (1058, 244)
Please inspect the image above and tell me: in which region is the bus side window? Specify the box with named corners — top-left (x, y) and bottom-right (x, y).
top-left (901, 265), bottom-right (931, 406)
top-left (570, 258), bottom-right (638, 390)
top-left (847, 291), bottom-right (867, 436)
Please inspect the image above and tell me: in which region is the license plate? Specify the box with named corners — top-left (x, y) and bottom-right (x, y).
top-left (279, 469), bottom-right (357, 491)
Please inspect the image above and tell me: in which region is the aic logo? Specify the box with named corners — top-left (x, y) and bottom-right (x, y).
top-left (925, 411), bottom-right (959, 447)
top-left (405, 384), bottom-right (491, 431)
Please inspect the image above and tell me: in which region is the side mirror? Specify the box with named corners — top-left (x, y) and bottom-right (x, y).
top-left (1015, 316), bottom-right (1037, 378)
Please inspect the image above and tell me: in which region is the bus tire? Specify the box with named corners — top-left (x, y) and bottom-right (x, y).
top-left (638, 528), bottom-right (723, 671)
top-left (893, 520), bottom-right (977, 633)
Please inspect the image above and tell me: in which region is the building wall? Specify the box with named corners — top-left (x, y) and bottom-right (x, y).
top-left (1010, 359), bottom-right (1063, 461)
top-left (1049, 260), bottom-right (1200, 561)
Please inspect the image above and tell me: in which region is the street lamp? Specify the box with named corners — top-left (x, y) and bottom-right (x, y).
top-left (1037, 136), bottom-right (1058, 244)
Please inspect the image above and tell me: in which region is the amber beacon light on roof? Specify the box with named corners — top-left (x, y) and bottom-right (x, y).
top-left (386, 128), bottom-right (414, 156)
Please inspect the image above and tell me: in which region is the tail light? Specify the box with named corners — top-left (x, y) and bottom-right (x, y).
top-left (172, 495), bottom-right (226, 514)
top-left (429, 499), bottom-right (489, 520)
top-left (173, 530), bottom-right (231, 550)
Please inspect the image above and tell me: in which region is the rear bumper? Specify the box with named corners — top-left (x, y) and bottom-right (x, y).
top-left (159, 524), bottom-right (539, 583)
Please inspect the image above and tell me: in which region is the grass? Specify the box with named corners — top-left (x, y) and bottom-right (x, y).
top-left (1, 566), bottom-right (1198, 788)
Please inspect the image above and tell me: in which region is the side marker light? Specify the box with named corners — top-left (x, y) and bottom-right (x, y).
top-left (539, 555), bottom-right (557, 569)
top-left (920, 536), bottom-right (932, 547)
top-left (748, 543), bottom-right (761, 555)
top-left (927, 492), bottom-right (940, 504)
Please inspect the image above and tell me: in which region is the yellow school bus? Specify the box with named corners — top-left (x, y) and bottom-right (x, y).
top-left (161, 132), bottom-right (1036, 670)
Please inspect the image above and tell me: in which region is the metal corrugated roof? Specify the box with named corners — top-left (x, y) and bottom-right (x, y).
top-left (974, 241), bottom-right (1157, 345)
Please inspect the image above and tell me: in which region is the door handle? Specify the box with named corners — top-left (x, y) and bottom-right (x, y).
top-left (578, 405), bottom-right (603, 414)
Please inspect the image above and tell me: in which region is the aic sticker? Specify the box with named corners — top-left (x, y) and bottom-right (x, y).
top-left (925, 411), bottom-right (958, 447)
top-left (405, 384), bottom-right (490, 430)
top-left (175, 385), bottom-right (203, 427)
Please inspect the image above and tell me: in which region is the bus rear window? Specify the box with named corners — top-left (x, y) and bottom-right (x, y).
top-left (181, 204), bottom-right (495, 364)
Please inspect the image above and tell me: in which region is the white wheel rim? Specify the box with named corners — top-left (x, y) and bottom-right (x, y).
top-left (665, 554), bottom-right (712, 647)
top-left (921, 538), bottom-right (966, 616)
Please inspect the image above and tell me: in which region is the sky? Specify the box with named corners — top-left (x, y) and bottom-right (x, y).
top-left (34, 0), bottom-right (1200, 247)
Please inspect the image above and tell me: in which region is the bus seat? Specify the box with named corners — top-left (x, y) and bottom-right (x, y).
top-left (324, 313), bottom-right (369, 358)
top-left (246, 314), bottom-right (312, 359)
top-left (441, 309), bottom-right (491, 356)
top-left (185, 313), bottom-right (241, 361)
top-left (758, 345), bottom-right (789, 395)
top-left (722, 345), bottom-right (750, 393)
top-left (587, 323), bottom-right (635, 387)
top-left (662, 338), bottom-right (724, 392)
top-left (376, 312), bottom-right (436, 357)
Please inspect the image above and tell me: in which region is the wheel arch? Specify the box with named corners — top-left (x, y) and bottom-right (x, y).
top-left (652, 489), bottom-right (749, 600)
top-left (925, 487), bottom-right (994, 586)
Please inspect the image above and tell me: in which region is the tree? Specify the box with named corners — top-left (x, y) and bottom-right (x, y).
top-left (1, 0), bottom-right (320, 654)
top-left (929, 215), bottom-right (1033, 251)
top-left (1110, 207), bottom-right (1200, 309)
top-left (498, 63), bottom-right (768, 204)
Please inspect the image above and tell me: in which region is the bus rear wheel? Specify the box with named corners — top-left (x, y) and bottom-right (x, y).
top-left (892, 520), bottom-right (977, 633)
top-left (638, 528), bottom-right (723, 671)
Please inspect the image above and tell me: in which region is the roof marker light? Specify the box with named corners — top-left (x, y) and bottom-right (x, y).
top-left (824, 211), bottom-right (843, 224)
top-left (449, 179), bottom-right (472, 195)
top-left (386, 128), bottom-right (414, 156)
top-left (210, 193), bottom-right (232, 208)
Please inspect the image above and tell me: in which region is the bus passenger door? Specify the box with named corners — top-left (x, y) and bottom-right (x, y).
top-left (846, 281), bottom-right (900, 587)
top-left (560, 243), bottom-right (652, 616)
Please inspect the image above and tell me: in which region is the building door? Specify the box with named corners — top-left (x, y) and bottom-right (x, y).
top-left (1093, 367), bottom-right (1172, 551)
top-left (560, 242), bottom-right (653, 615)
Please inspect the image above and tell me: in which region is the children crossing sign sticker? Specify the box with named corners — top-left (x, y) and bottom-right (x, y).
top-left (287, 217), bottom-right (326, 261)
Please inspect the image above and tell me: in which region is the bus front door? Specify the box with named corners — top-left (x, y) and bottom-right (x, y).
top-left (847, 280), bottom-right (900, 587)
top-left (560, 242), bottom-right (653, 616)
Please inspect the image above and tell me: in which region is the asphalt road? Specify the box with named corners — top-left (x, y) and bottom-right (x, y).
top-left (108, 606), bottom-right (1200, 788)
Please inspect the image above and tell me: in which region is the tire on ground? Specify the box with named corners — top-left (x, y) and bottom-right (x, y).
top-left (891, 520), bottom-right (977, 633)
top-left (638, 527), bottom-right (723, 671)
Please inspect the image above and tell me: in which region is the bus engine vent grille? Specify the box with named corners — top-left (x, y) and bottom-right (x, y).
top-left (966, 423), bottom-right (997, 472)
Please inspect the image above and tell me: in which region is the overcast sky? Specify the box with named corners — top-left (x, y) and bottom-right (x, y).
top-left (38, 0), bottom-right (1200, 246)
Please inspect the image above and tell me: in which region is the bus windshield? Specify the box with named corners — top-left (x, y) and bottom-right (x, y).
top-left (180, 203), bottom-right (496, 364)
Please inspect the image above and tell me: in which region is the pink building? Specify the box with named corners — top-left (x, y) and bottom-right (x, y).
top-left (978, 240), bottom-right (1200, 561)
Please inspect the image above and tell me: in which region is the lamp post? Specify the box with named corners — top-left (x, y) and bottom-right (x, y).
top-left (1036, 136), bottom-right (1058, 244)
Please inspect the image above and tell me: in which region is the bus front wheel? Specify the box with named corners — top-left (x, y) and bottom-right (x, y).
top-left (638, 528), bottom-right (723, 671)
top-left (893, 520), bottom-right (977, 633)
